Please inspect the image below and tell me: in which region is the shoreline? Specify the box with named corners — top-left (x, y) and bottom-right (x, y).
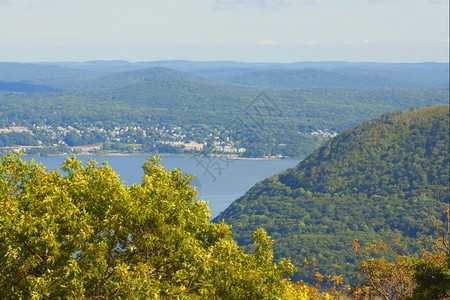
top-left (16, 151), bottom-right (294, 160)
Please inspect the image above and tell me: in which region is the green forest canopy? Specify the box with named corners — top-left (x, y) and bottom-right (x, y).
top-left (0, 154), bottom-right (296, 299)
top-left (0, 61), bottom-right (448, 158)
top-left (214, 106), bottom-right (450, 284)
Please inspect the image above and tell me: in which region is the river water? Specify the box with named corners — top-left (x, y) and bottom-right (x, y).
top-left (25, 155), bottom-right (300, 218)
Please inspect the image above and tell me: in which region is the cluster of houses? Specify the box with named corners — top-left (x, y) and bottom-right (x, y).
top-left (0, 124), bottom-right (246, 155)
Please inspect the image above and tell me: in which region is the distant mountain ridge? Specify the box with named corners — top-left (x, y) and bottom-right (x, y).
top-left (333, 64), bottom-right (449, 87)
top-left (0, 60), bottom-right (448, 158)
top-left (43, 67), bottom-right (207, 91)
top-left (214, 106), bottom-right (450, 283)
top-left (217, 68), bottom-right (410, 90)
top-left (0, 81), bottom-right (59, 93)
top-left (1, 60), bottom-right (448, 88)
top-left (0, 62), bottom-right (99, 82)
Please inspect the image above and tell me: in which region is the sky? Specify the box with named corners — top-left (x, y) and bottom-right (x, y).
top-left (0, 0), bottom-right (448, 63)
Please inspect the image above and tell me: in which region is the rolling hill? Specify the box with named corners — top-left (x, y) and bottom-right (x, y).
top-left (43, 67), bottom-right (207, 91)
top-left (0, 62), bottom-right (98, 82)
top-left (0, 60), bottom-right (448, 158)
top-left (0, 81), bottom-right (59, 93)
top-left (38, 60), bottom-right (449, 86)
top-left (213, 106), bottom-right (450, 283)
top-left (217, 69), bottom-right (408, 90)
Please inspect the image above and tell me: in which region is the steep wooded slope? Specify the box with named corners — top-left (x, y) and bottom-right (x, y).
top-left (214, 106), bottom-right (450, 282)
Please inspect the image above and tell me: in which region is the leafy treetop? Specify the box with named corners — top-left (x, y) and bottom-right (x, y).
top-left (0, 154), bottom-right (295, 299)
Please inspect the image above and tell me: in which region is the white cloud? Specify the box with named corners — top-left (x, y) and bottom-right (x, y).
top-left (346, 40), bottom-right (373, 45)
top-left (257, 40), bottom-right (277, 45)
top-left (0, 0), bottom-right (10, 6)
top-left (299, 41), bottom-right (319, 45)
top-left (52, 42), bottom-right (65, 47)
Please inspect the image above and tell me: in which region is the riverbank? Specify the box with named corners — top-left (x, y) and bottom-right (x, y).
top-left (8, 149), bottom-right (294, 160)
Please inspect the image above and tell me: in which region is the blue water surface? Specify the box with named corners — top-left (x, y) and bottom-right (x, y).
top-left (25, 155), bottom-right (300, 218)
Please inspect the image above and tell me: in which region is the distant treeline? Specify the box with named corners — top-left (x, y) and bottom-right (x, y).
top-left (0, 61), bottom-right (448, 158)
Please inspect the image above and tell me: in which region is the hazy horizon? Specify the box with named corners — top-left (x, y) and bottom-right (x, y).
top-left (3, 58), bottom-right (450, 64)
top-left (1, 0), bottom-right (448, 63)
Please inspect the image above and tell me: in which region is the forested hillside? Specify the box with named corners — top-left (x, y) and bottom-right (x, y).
top-left (0, 81), bottom-right (58, 93)
top-left (217, 69), bottom-right (409, 90)
top-left (40, 67), bottom-right (207, 91)
top-left (214, 106), bottom-right (450, 283)
top-left (0, 61), bottom-right (448, 158)
top-left (0, 62), bottom-right (98, 82)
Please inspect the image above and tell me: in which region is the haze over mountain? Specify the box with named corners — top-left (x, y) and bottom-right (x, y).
top-left (41, 67), bottom-right (207, 91)
top-left (217, 69), bottom-right (407, 90)
top-left (0, 60), bottom-right (448, 159)
top-left (0, 81), bottom-right (59, 93)
top-left (0, 62), bottom-right (98, 82)
top-left (2, 61), bottom-right (448, 88)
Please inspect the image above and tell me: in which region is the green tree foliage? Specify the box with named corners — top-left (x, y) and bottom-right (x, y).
top-left (350, 210), bottom-right (450, 300)
top-left (64, 130), bottom-right (83, 146)
top-left (409, 209), bottom-right (450, 300)
top-left (214, 106), bottom-right (450, 284)
top-left (410, 251), bottom-right (450, 299)
top-left (0, 73), bottom-right (448, 158)
top-left (0, 154), bottom-right (295, 299)
top-left (46, 67), bottom-right (206, 91)
top-left (218, 69), bottom-right (411, 90)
